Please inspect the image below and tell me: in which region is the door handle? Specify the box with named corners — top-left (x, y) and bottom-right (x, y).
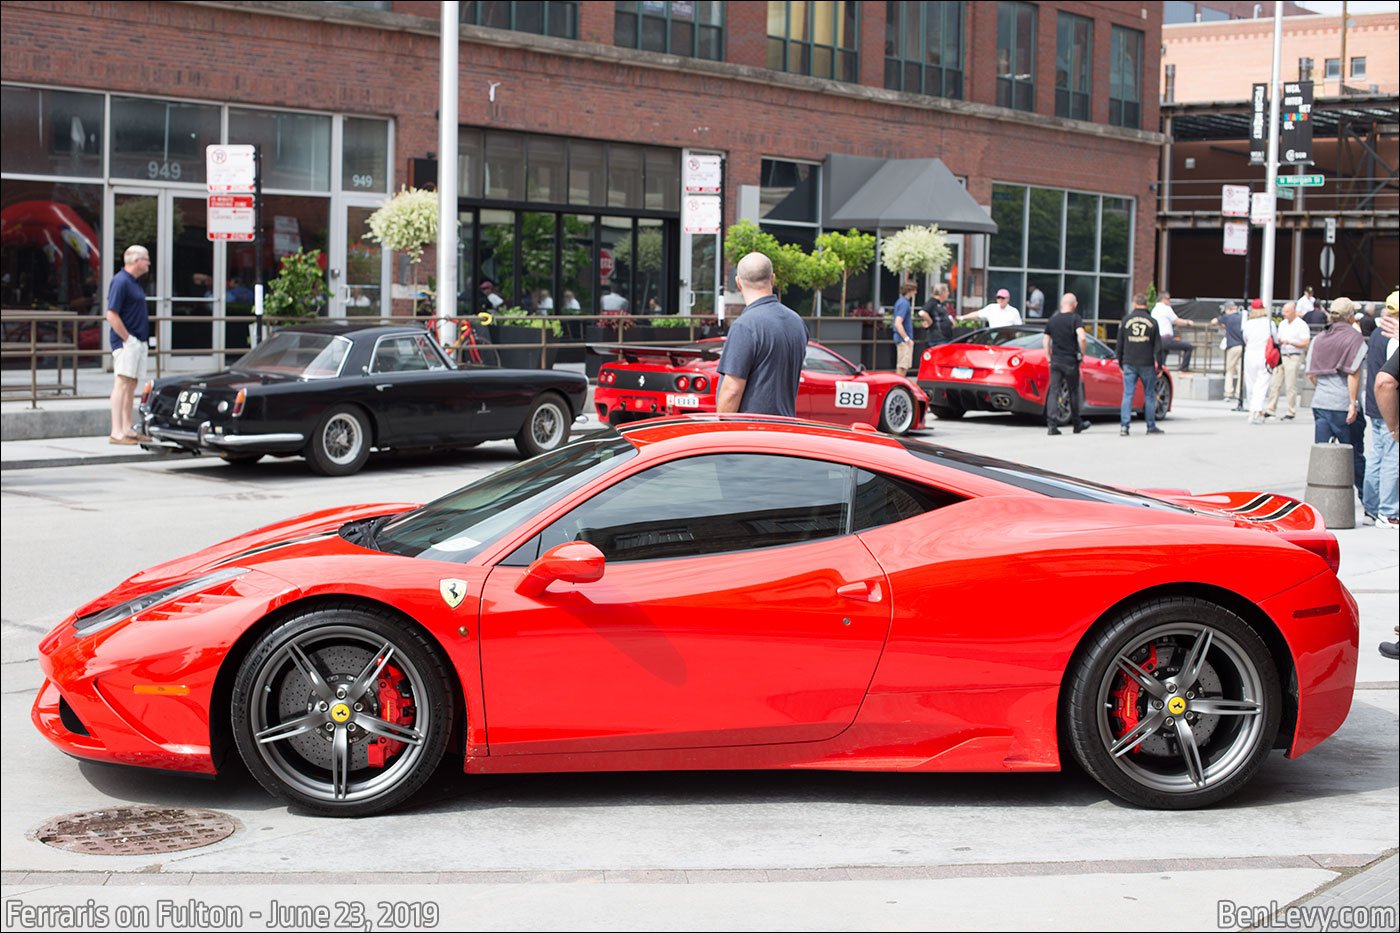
top-left (837, 580), bottom-right (883, 602)
top-left (375, 383), bottom-right (393, 391)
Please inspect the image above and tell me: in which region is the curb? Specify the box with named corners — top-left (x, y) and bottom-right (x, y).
top-left (2, 451), bottom-right (193, 471)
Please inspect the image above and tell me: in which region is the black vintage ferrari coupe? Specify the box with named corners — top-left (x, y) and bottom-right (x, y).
top-left (140, 324), bottom-right (587, 475)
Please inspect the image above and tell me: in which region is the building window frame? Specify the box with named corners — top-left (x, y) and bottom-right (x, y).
top-left (766, 1), bottom-right (860, 83)
top-left (1054, 11), bottom-right (1092, 121)
top-left (1108, 25), bottom-right (1143, 129)
top-left (1350, 56), bottom-right (1366, 80)
top-left (996, 1), bottom-right (1037, 112)
top-left (464, 1), bottom-right (579, 39)
top-left (1324, 58), bottom-right (1340, 80)
top-left (615, 1), bottom-right (725, 61)
top-left (883, 1), bottom-right (964, 100)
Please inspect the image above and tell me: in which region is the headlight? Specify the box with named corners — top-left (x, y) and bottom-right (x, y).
top-left (72, 566), bottom-right (250, 637)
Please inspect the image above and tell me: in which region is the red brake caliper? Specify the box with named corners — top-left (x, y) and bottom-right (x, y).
top-left (1110, 644), bottom-right (1158, 753)
top-left (365, 663), bottom-right (415, 768)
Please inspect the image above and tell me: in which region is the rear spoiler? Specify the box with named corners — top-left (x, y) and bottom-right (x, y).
top-left (586, 344), bottom-right (720, 365)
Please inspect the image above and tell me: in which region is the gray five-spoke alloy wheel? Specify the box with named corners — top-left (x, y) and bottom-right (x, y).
top-left (232, 608), bottom-right (452, 816)
top-left (1066, 598), bottom-right (1280, 809)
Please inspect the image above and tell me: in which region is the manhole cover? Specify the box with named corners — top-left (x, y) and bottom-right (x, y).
top-left (31, 806), bottom-right (238, 855)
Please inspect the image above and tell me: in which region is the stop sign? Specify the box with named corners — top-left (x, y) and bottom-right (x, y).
top-left (599, 248), bottom-right (614, 279)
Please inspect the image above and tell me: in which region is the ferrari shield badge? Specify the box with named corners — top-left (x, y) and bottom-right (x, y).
top-left (439, 579), bottom-right (469, 609)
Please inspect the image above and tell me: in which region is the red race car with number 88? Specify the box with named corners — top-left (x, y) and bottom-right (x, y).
top-left (592, 339), bottom-right (929, 434)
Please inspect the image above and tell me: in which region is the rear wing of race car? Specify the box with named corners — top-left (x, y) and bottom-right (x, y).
top-left (586, 344), bottom-right (721, 366)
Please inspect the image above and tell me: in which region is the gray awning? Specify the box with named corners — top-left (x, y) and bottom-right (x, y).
top-left (823, 154), bottom-right (997, 234)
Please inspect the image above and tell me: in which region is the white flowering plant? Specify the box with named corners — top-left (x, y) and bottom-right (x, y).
top-left (366, 187), bottom-right (439, 314)
top-left (880, 224), bottom-right (952, 278)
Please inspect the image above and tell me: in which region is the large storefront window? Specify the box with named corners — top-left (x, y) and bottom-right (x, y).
top-left (0, 179), bottom-right (103, 314)
top-left (616, 1), bottom-right (724, 61)
top-left (987, 182), bottom-right (1133, 330)
top-left (343, 117), bottom-right (389, 193)
top-left (110, 97), bottom-right (220, 184)
top-left (1, 86), bottom-right (104, 178)
top-left (228, 108), bottom-right (332, 191)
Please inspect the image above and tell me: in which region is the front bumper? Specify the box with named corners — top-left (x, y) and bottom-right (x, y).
top-left (141, 410), bottom-right (305, 456)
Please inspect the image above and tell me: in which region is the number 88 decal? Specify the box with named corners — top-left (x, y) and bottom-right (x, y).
top-left (835, 381), bottom-right (868, 408)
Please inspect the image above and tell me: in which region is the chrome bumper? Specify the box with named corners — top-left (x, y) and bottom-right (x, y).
top-left (146, 420), bottom-right (304, 451)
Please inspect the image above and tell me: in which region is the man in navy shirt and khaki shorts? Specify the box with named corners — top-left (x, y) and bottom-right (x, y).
top-left (107, 244), bottom-right (152, 444)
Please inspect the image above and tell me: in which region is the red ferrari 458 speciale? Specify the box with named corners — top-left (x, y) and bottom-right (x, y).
top-left (35, 417), bottom-right (1357, 815)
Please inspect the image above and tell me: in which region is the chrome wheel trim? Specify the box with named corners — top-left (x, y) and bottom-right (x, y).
top-left (321, 412), bottom-right (363, 466)
top-left (530, 400), bottom-right (566, 449)
top-left (883, 389), bottom-right (914, 434)
top-left (247, 625), bottom-right (431, 804)
top-left (1095, 622), bottom-right (1266, 795)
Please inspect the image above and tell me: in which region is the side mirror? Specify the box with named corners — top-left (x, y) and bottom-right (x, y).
top-left (858, 364), bottom-right (867, 373)
top-left (514, 541), bottom-right (605, 597)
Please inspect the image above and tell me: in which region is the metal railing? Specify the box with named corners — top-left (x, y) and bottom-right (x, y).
top-left (0, 309), bottom-right (920, 407)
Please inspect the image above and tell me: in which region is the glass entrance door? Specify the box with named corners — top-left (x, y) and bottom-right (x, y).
top-left (330, 199), bottom-right (388, 317)
top-left (111, 188), bottom-right (217, 370)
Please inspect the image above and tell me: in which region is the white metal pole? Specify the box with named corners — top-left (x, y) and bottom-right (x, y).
top-left (1259, 3), bottom-right (1283, 312)
top-left (437, 0), bottom-right (459, 348)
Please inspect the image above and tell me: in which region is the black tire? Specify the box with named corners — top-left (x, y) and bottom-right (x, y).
top-left (1047, 383), bottom-right (1075, 426)
top-left (219, 452), bottom-right (264, 466)
top-left (1153, 377), bottom-right (1173, 422)
top-left (878, 386), bottom-right (916, 434)
top-left (306, 404), bottom-right (371, 476)
top-left (231, 604), bottom-right (454, 817)
top-left (514, 392), bottom-right (571, 458)
top-left (931, 404), bottom-right (964, 420)
top-left (1064, 597), bottom-right (1281, 809)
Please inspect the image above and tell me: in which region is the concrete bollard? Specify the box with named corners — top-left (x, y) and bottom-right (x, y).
top-left (1304, 443), bottom-right (1356, 529)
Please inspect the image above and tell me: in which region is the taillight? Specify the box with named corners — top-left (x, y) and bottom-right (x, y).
top-left (675, 375), bottom-right (690, 391)
top-left (693, 376), bottom-right (709, 392)
top-left (922, 350), bottom-right (932, 361)
top-left (232, 388), bottom-right (247, 418)
top-left (140, 380), bottom-right (152, 404)
top-left (1278, 531), bottom-right (1340, 574)
top-left (600, 370), bottom-right (613, 386)
top-left (1009, 355), bottom-right (1023, 368)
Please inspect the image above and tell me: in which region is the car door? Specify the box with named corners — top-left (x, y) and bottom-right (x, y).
top-left (1079, 336), bottom-right (1121, 409)
top-left (478, 453), bottom-right (893, 755)
top-left (367, 334), bottom-right (474, 445)
top-left (797, 344), bottom-right (869, 425)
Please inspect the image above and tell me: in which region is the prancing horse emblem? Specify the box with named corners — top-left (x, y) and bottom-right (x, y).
top-left (638, 375), bottom-right (646, 387)
top-left (440, 579), bottom-right (469, 609)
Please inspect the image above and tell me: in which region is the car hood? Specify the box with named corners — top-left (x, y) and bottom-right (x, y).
top-left (74, 501), bottom-right (419, 618)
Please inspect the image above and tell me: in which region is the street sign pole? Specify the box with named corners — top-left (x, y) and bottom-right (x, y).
top-left (1238, 185), bottom-right (1252, 413)
top-left (254, 145), bottom-right (263, 345)
top-left (438, 0), bottom-right (459, 350)
top-left (1258, 3), bottom-right (1283, 315)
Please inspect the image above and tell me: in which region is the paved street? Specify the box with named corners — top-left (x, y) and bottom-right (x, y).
top-left (2, 399), bottom-right (1396, 930)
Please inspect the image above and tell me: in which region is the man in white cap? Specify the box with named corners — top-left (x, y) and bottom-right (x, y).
top-left (958, 288), bottom-right (1023, 328)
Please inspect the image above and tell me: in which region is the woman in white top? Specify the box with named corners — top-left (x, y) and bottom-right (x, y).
top-left (1242, 303), bottom-right (1274, 424)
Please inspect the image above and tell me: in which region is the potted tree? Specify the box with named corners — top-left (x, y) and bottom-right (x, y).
top-left (879, 224), bottom-right (953, 369)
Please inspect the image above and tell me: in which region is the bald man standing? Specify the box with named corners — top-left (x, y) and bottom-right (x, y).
top-left (716, 252), bottom-right (808, 416)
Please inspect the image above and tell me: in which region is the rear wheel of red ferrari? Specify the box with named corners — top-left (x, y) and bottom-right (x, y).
top-left (878, 387), bottom-right (916, 434)
top-left (1065, 598), bottom-right (1280, 809)
top-left (231, 605), bottom-right (454, 816)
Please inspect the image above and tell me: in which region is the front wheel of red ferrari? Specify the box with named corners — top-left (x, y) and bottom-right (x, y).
top-left (1064, 598), bottom-right (1281, 809)
top-left (231, 605), bottom-right (454, 817)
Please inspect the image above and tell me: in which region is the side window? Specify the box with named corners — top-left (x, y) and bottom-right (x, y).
top-left (1084, 337), bottom-right (1112, 360)
top-left (372, 335), bottom-right (446, 373)
top-left (541, 454), bottom-right (852, 562)
top-left (803, 344), bottom-right (856, 375)
top-left (852, 469), bottom-right (965, 532)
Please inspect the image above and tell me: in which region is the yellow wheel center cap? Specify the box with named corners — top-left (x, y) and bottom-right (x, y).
top-left (1167, 696), bottom-right (1187, 716)
top-left (330, 703), bottom-right (352, 723)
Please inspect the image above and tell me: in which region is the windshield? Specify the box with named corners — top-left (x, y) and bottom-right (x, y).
top-left (959, 327), bottom-right (1044, 348)
top-left (899, 437), bottom-right (1192, 513)
top-left (236, 331), bottom-right (351, 378)
top-left (374, 433), bottom-right (637, 562)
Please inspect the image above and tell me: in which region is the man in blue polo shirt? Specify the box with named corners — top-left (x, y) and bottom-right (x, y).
top-left (106, 244), bottom-right (152, 444)
top-left (716, 252), bottom-right (807, 416)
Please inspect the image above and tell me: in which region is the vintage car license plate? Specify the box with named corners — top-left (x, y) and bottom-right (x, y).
top-left (951, 367), bottom-right (973, 379)
top-left (175, 389), bottom-right (203, 419)
top-left (834, 381), bottom-right (869, 408)
top-left (667, 394), bottom-right (701, 408)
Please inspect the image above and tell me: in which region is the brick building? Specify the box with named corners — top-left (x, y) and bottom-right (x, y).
top-left (2, 1), bottom-right (1163, 357)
